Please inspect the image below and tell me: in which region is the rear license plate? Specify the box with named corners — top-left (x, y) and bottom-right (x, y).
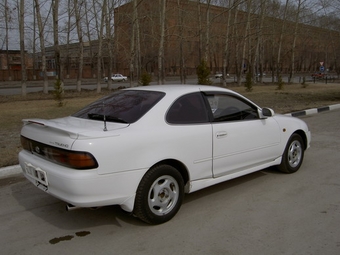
top-left (24, 162), bottom-right (48, 186)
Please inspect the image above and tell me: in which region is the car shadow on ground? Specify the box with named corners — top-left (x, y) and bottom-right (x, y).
top-left (9, 176), bottom-right (145, 229)
top-left (183, 167), bottom-right (280, 205)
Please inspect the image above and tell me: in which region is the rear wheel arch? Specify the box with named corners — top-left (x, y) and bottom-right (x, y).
top-left (133, 162), bottom-right (187, 224)
top-left (150, 159), bottom-right (190, 188)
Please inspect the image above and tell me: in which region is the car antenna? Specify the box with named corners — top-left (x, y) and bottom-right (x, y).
top-left (103, 101), bottom-right (107, 131)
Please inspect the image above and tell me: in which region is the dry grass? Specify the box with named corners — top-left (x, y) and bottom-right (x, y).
top-left (1, 82), bottom-right (340, 168)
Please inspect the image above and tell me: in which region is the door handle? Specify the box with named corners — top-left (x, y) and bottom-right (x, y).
top-left (216, 131), bottom-right (227, 138)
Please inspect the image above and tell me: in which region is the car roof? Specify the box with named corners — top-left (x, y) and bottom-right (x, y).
top-left (124, 84), bottom-right (234, 96)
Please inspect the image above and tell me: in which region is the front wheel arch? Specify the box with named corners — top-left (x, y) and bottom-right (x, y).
top-left (277, 133), bottom-right (305, 174)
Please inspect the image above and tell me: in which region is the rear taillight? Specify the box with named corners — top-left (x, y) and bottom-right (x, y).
top-left (21, 136), bottom-right (98, 170)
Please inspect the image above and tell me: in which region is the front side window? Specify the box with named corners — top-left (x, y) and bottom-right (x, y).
top-left (73, 90), bottom-right (165, 123)
top-left (206, 94), bottom-right (259, 122)
top-left (166, 93), bottom-right (209, 124)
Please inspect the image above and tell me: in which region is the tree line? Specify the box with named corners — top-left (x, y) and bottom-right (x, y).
top-left (1, 0), bottom-right (340, 95)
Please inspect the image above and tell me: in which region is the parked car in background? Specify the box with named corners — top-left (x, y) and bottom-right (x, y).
top-left (215, 73), bottom-right (229, 79)
top-left (104, 74), bottom-right (128, 82)
top-left (311, 72), bottom-right (325, 79)
top-left (19, 85), bottom-right (311, 224)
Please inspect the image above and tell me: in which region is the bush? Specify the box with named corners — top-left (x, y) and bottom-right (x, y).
top-left (196, 59), bottom-right (212, 85)
top-left (277, 74), bottom-right (284, 90)
top-left (140, 72), bottom-right (152, 86)
top-left (53, 79), bottom-right (64, 107)
top-left (301, 76), bottom-right (308, 88)
top-left (244, 72), bottom-right (253, 92)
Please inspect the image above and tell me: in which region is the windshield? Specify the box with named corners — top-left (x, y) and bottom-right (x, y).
top-left (72, 90), bottom-right (165, 123)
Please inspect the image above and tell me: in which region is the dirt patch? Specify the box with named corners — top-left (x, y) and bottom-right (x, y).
top-left (1, 82), bottom-right (340, 168)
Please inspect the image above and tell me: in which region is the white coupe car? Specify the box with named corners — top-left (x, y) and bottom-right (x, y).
top-left (19, 85), bottom-right (311, 224)
top-left (104, 74), bottom-right (127, 82)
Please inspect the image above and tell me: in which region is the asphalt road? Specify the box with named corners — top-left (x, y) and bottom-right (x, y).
top-left (1, 109), bottom-right (339, 255)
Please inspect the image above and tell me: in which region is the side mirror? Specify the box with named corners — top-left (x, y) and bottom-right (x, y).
top-left (260, 107), bottom-right (275, 118)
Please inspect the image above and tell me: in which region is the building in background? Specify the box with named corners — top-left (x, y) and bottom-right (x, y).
top-left (2, 1), bottom-right (340, 81)
top-left (0, 50), bottom-right (33, 81)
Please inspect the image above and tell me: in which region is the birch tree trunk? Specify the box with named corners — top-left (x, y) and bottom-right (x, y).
top-left (253, 0), bottom-right (267, 83)
top-left (19, 0), bottom-right (27, 96)
top-left (222, 0), bottom-right (233, 86)
top-left (74, 0), bottom-right (84, 92)
top-left (238, 0), bottom-right (252, 86)
top-left (32, 0), bottom-right (37, 80)
top-left (5, 0), bottom-right (12, 81)
top-left (105, 1), bottom-right (114, 90)
top-left (232, 1), bottom-right (241, 84)
top-left (65, 0), bottom-right (72, 79)
top-left (135, 5), bottom-right (141, 82)
top-left (129, 0), bottom-right (137, 87)
top-left (289, 0), bottom-right (303, 83)
top-left (177, 0), bottom-right (186, 84)
top-left (34, 0), bottom-right (48, 94)
top-left (96, 0), bottom-right (106, 93)
top-left (158, 0), bottom-right (166, 84)
top-left (277, 0), bottom-right (289, 84)
top-left (52, 0), bottom-right (63, 89)
top-left (204, 0), bottom-right (211, 62)
top-left (84, 0), bottom-right (94, 79)
top-left (197, 1), bottom-right (202, 61)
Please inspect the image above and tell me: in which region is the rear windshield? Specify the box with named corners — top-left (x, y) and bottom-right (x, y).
top-left (72, 90), bottom-right (165, 123)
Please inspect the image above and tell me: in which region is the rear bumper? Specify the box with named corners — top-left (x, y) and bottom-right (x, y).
top-left (19, 150), bottom-right (146, 212)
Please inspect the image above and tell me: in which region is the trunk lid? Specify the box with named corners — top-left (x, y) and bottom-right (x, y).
top-left (21, 117), bottom-right (129, 150)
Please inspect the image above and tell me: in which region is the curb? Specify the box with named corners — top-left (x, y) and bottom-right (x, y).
top-left (1, 103), bottom-right (340, 179)
top-left (284, 103), bottom-right (340, 117)
top-left (0, 164), bottom-right (21, 178)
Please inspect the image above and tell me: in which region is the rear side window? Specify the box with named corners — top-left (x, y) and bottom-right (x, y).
top-left (73, 90), bottom-right (165, 123)
top-left (166, 93), bottom-right (209, 124)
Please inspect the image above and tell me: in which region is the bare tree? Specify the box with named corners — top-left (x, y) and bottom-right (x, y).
top-left (253, 0), bottom-right (267, 83)
top-left (276, 0), bottom-right (289, 85)
top-left (52, 0), bottom-right (63, 88)
top-left (158, 0), bottom-right (166, 84)
top-left (32, 0), bottom-right (37, 80)
top-left (19, 0), bottom-right (27, 95)
top-left (73, 0), bottom-right (84, 92)
top-left (177, 0), bottom-right (186, 83)
top-left (105, 1), bottom-right (114, 90)
top-left (65, 0), bottom-right (74, 79)
top-left (222, 0), bottom-right (235, 86)
top-left (34, 0), bottom-right (49, 93)
top-left (96, 0), bottom-right (106, 93)
top-left (4, 0), bottom-right (13, 81)
top-left (129, 0), bottom-right (137, 87)
top-left (84, 0), bottom-right (95, 79)
top-left (288, 0), bottom-right (305, 83)
top-left (203, 0), bottom-right (211, 62)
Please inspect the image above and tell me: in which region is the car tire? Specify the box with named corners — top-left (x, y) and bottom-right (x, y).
top-left (134, 165), bottom-right (184, 224)
top-left (277, 133), bottom-right (304, 174)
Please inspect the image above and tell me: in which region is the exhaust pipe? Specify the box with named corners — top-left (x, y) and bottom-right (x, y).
top-left (66, 204), bottom-right (100, 211)
top-left (66, 204), bottom-right (81, 211)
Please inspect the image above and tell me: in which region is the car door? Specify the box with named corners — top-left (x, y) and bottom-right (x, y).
top-left (166, 92), bottom-right (213, 181)
top-left (204, 93), bottom-right (281, 178)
